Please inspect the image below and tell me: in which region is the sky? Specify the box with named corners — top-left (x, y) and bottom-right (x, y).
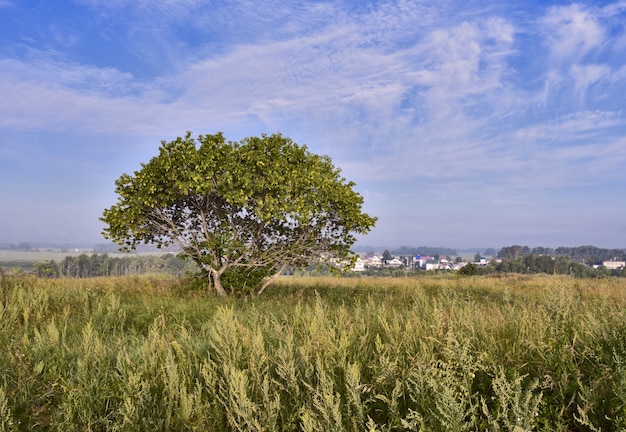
top-left (1, 0), bottom-right (625, 250)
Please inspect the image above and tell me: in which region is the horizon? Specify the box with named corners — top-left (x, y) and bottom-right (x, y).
top-left (1, 1), bottom-right (625, 248)
top-left (1, 240), bottom-right (624, 255)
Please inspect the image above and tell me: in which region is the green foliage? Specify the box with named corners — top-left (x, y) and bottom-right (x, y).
top-left (33, 260), bottom-right (59, 278)
top-left (1, 275), bottom-right (626, 429)
top-left (57, 253), bottom-right (194, 278)
top-left (0, 267), bottom-right (6, 308)
top-left (458, 262), bottom-right (478, 276)
top-left (219, 264), bottom-right (274, 295)
top-left (498, 245), bottom-right (626, 265)
top-left (382, 250), bottom-right (393, 262)
top-left (493, 254), bottom-right (595, 277)
top-left (480, 370), bottom-right (542, 431)
top-left (0, 386), bottom-right (17, 431)
top-left (101, 132), bottom-right (376, 296)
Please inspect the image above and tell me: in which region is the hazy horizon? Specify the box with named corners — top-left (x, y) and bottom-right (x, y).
top-left (1, 240), bottom-right (623, 255)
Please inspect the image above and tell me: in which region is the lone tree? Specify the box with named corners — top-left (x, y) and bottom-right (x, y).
top-left (101, 132), bottom-right (377, 296)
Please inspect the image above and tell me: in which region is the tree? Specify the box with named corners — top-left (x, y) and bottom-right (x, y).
top-left (498, 245), bottom-right (525, 260)
top-left (458, 262), bottom-right (478, 276)
top-left (34, 260), bottom-right (59, 278)
top-left (101, 132), bottom-right (377, 296)
top-left (382, 250), bottom-right (393, 262)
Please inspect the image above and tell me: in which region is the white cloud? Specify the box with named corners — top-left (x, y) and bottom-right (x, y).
top-left (485, 16), bottom-right (515, 43)
top-left (514, 111), bottom-right (623, 141)
top-left (76, 0), bottom-right (205, 15)
top-left (571, 63), bottom-right (612, 97)
top-left (2, 0), bottom-right (626, 248)
top-left (1, 2), bottom-right (517, 151)
top-left (0, 57), bottom-right (148, 131)
top-left (540, 4), bottom-right (605, 64)
top-left (600, 0), bottom-right (626, 17)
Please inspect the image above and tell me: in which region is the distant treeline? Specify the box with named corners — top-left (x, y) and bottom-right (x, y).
top-left (389, 245), bottom-right (626, 263)
top-left (498, 245), bottom-right (626, 265)
top-left (24, 246), bottom-right (626, 279)
top-left (481, 255), bottom-right (622, 278)
top-left (391, 246), bottom-right (459, 256)
top-left (32, 253), bottom-right (194, 278)
top-left (1, 242), bottom-right (36, 252)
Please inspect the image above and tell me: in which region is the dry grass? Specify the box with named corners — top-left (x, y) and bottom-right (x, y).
top-left (0, 274), bottom-right (625, 430)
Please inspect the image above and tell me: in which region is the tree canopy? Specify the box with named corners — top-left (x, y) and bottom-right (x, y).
top-left (101, 132), bottom-right (376, 295)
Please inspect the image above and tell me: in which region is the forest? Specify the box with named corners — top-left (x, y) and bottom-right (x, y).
top-left (29, 253), bottom-right (194, 278)
top-left (497, 245), bottom-right (626, 264)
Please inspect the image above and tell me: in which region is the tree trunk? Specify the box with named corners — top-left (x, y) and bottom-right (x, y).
top-left (212, 270), bottom-right (228, 297)
top-left (201, 263), bottom-right (228, 297)
top-left (256, 263), bottom-right (287, 296)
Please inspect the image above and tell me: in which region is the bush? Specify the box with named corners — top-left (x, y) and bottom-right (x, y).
top-left (457, 262), bottom-right (478, 276)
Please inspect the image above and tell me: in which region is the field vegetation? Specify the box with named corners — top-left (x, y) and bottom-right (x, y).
top-left (0, 251), bottom-right (192, 276)
top-left (1, 273), bottom-right (626, 430)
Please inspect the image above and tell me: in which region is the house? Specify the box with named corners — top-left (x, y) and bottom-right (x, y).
top-left (364, 255), bottom-right (383, 268)
top-left (352, 258), bottom-right (365, 272)
top-left (452, 262), bottom-right (469, 271)
top-left (414, 255), bottom-right (434, 268)
top-left (603, 260), bottom-right (625, 270)
top-left (421, 257), bottom-right (455, 271)
top-left (423, 260), bottom-right (439, 271)
top-left (386, 258), bottom-right (403, 268)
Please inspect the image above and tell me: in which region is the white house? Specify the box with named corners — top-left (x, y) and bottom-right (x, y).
top-left (352, 258), bottom-right (365, 272)
top-left (603, 260), bottom-right (625, 270)
top-left (424, 260), bottom-right (439, 271)
top-left (386, 258), bottom-right (403, 268)
top-left (414, 255), bottom-right (434, 268)
top-left (364, 255), bottom-right (383, 268)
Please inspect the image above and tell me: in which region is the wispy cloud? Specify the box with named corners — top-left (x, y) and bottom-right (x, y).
top-left (1, 0), bottom-right (625, 246)
top-left (540, 4), bottom-right (604, 64)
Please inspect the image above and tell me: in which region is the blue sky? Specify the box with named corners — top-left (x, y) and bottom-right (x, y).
top-left (1, 0), bottom-right (625, 249)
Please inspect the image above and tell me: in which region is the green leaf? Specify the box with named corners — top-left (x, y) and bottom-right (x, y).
top-left (101, 132), bottom-right (377, 295)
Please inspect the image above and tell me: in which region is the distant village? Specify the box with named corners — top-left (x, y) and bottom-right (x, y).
top-left (352, 251), bottom-right (626, 272)
top-left (2, 243), bottom-right (625, 278)
top-left (352, 252), bottom-right (493, 272)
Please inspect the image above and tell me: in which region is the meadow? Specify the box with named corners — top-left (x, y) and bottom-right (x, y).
top-left (1, 273), bottom-right (626, 431)
top-left (0, 250), bottom-right (168, 273)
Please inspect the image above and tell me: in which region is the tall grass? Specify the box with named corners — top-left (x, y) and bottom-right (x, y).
top-left (0, 274), bottom-right (625, 430)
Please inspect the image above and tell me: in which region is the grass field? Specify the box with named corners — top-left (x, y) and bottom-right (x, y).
top-left (0, 250), bottom-right (164, 272)
top-left (1, 273), bottom-right (625, 431)
top-left (0, 251), bottom-right (79, 271)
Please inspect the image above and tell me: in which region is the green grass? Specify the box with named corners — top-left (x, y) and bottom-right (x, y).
top-left (1, 274), bottom-right (626, 430)
top-left (0, 250), bottom-right (166, 272)
top-left (0, 250), bottom-right (92, 269)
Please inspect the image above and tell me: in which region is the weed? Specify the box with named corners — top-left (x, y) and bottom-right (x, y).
top-left (0, 274), bottom-right (625, 430)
